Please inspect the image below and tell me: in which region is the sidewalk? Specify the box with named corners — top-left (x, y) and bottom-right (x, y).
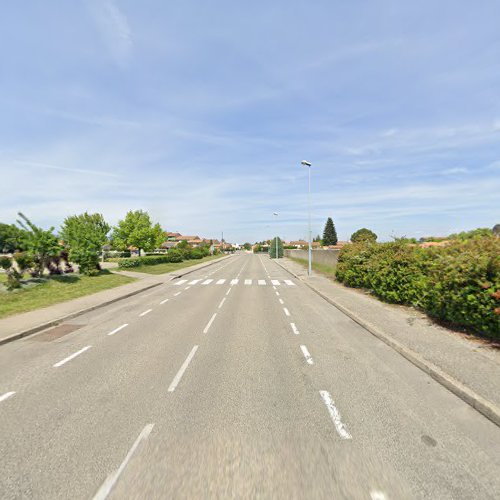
top-left (277, 257), bottom-right (500, 425)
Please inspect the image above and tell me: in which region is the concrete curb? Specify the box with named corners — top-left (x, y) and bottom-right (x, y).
top-left (0, 282), bottom-right (162, 347)
top-left (275, 259), bottom-right (500, 428)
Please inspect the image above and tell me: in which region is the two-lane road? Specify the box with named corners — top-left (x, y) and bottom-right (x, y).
top-left (1, 254), bottom-right (500, 499)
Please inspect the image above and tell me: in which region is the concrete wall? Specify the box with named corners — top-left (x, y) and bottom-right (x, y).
top-left (284, 249), bottom-right (340, 267)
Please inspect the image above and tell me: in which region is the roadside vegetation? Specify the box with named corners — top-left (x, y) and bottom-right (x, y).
top-left (119, 254), bottom-right (224, 275)
top-left (289, 257), bottom-right (337, 277)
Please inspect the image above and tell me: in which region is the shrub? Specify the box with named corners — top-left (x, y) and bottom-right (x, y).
top-left (190, 249), bottom-right (204, 259)
top-left (350, 228), bottom-right (377, 243)
top-left (166, 249), bottom-right (183, 263)
top-left (117, 252), bottom-right (184, 269)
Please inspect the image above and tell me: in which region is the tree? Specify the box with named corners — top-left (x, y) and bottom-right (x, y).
top-left (112, 210), bottom-right (164, 256)
top-left (493, 224), bottom-right (500, 236)
top-left (60, 213), bottom-right (110, 276)
top-left (243, 242), bottom-right (252, 251)
top-left (0, 223), bottom-right (26, 253)
top-left (322, 217), bottom-right (338, 246)
top-left (16, 213), bottom-right (60, 277)
top-left (350, 228), bottom-right (377, 243)
top-left (269, 236), bottom-right (283, 258)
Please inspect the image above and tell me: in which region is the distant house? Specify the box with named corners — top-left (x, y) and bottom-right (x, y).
top-left (288, 240), bottom-right (308, 248)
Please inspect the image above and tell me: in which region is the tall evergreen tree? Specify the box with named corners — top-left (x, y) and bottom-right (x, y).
top-left (322, 217), bottom-right (338, 246)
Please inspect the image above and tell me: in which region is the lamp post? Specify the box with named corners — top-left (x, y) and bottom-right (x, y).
top-left (273, 212), bottom-right (279, 259)
top-left (301, 160), bottom-right (312, 276)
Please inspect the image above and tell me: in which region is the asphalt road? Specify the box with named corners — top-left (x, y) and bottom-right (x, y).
top-left (1, 253), bottom-right (499, 499)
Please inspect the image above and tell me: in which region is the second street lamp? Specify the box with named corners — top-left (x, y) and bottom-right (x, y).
top-left (301, 160), bottom-right (312, 276)
top-left (273, 212), bottom-right (279, 259)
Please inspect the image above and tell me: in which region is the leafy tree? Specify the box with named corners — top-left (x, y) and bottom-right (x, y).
top-left (322, 217), bottom-right (338, 246)
top-left (0, 223), bottom-right (26, 253)
top-left (269, 236), bottom-right (283, 258)
top-left (351, 228), bottom-right (377, 243)
top-left (448, 227), bottom-right (493, 240)
top-left (16, 213), bottom-right (60, 277)
top-left (60, 213), bottom-right (110, 276)
top-left (243, 242), bottom-right (252, 251)
top-left (112, 210), bottom-right (164, 256)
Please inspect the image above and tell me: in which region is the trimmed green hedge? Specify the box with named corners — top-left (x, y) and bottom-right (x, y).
top-left (118, 252), bottom-right (182, 268)
top-left (336, 238), bottom-right (500, 338)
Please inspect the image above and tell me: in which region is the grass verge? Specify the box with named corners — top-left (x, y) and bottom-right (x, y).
top-left (0, 270), bottom-right (135, 319)
top-left (126, 254), bottom-right (227, 275)
top-left (289, 257), bottom-right (337, 278)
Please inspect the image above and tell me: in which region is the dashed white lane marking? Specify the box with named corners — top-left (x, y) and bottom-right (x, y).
top-left (53, 346), bottom-right (92, 368)
top-left (258, 279), bottom-right (266, 285)
top-left (107, 324), bottom-right (129, 336)
top-left (0, 391), bottom-right (16, 403)
top-left (284, 280), bottom-right (295, 286)
top-left (189, 279), bottom-right (201, 285)
top-left (279, 298), bottom-right (284, 305)
top-left (174, 292), bottom-right (181, 296)
top-left (139, 309), bottom-right (152, 316)
top-left (283, 307), bottom-right (291, 317)
top-left (201, 279), bottom-right (213, 285)
top-left (300, 345), bottom-right (314, 365)
top-left (93, 424), bottom-right (155, 500)
top-left (218, 298), bottom-right (226, 309)
top-left (216, 279), bottom-right (226, 285)
top-left (184, 286), bottom-right (191, 290)
top-left (319, 390), bottom-right (352, 440)
top-left (271, 280), bottom-right (280, 286)
top-left (168, 346), bottom-right (199, 392)
top-left (370, 492), bottom-right (387, 500)
top-left (226, 288), bottom-right (232, 296)
top-left (203, 313), bottom-right (217, 334)
top-left (174, 280), bottom-right (188, 286)
top-left (245, 279), bottom-right (252, 285)
top-left (290, 323), bottom-right (300, 335)
top-left (230, 279), bottom-right (239, 285)
top-left (160, 298), bottom-right (169, 305)
top-left (275, 291), bottom-right (280, 296)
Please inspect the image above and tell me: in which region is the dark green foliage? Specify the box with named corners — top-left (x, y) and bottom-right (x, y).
top-left (0, 223), bottom-right (27, 253)
top-left (493, 224), bottom-right (500, 236)
top-left (322, 218), bottom-right (338, 246)
top-left (190, 249), bottom-right (204, 259)
top-left (0, 256), bottom-right (11, 270)
top-left (117, 250), bottom-right (185, 268)
top-left (269, 237), bottom-right (283, 258)
top-left (351, 228), bottom-right (377, 243)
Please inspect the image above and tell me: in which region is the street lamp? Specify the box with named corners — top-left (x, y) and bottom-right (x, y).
top-left (273, 212), bottom-right (279, 259)
top-left (301, 160), bottom-right (312, 276)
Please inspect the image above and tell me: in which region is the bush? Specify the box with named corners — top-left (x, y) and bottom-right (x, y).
top-left (190, 249), bottom-right (204, 259)
top-left (117, 251), bottom-right (185, 268)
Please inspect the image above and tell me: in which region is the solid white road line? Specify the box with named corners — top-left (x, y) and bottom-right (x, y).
top-left (230, 279), bottom-right (239, 285)
top-left (283, 307), bottom-right (290, 317)
top-left (370, 491), bottom-right (387, 500)
top-left (284, 280), bottom-right (295, 286)
top-left (139, 309), bottom-right (152, 317)
top-left (271, 280), bottom-right (280, 286)
top-left (218, 298), bottom-right (226, 309)
top-left (174, 280), bottom-right (188, 286)
top-left (290, 323), bottom-right (300, 335)
top-left (216, 279), bottom-right (226, 285)
top-left (189, 279), bottom-right (201, 285)
top-left (245, 279), bottom-right (252, 285)
top-left (258, 279), bottom-right (266, 285)
top-left (279, 298), bottom-right (284, 304)
top-left (174, 292), bottom-right (181, 296)
top-left (202, 279), bottom-right (213, 285)
top-left (168, 346), bottom-right (199, 392)
top-left (53, 346), bottom-right (92, 368)
top-left (0, 391), bottom-right (15, 403)
top-left (107, 324), bottom-right (129, 336)
top-left (226, 287), bottom-right (232, 296)
top-left (319, 390), bottom-right (352, 440)
top-left (300, 345), bottom-right (314, 365)
top-left (93, 424), bottom-right (155, 500)
top-left (203, 313), bottom-right (217, 334)
top-left (160, 298), bottom-right (169, 304)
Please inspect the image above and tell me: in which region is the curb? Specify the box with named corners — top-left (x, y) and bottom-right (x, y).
top-left (0, 282), bottom-right (162, 347)
top-left (275, 259), bottom-right (500, 428)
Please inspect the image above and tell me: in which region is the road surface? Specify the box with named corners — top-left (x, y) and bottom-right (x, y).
top-left (1, 253), bottom-right (499, 499)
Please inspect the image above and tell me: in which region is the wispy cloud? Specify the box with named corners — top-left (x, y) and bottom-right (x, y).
top-left (15, 161), bottom-right (120, 178)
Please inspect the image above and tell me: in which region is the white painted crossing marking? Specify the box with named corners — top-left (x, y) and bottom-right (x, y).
top-left (319, 390), bottom-right (352, 440)
top-left (189, 279), bottom-right (201, 285)
top-left (226, 287), bottom-right (232, 296)
top-left (0, 391), bottom-right (15, 403)
top-left (283, 307), bottom-right (290, 317)
top-left (202, 279), bottom-right (213, 285)
top-left (279, 298), bottom-right (284, 304)
top-left (216, 279), bottom-right (226, 285)
top-left (53, 346), bottom-right (92, 368)
top-left (258, 279), bottom-right (266, 285)
top-left (300, 345), bottom-right (314, 365)
top-left (290, 323), bottom-right (300, 335)
top-left (184, 286), bottom-right (191, 290)
top-left (160, 298), bottom-right (169, 305)
top-left (168, 346), bottom-right (199, 392)
top-left (107, 324), bottom-right (128, 336)
top-left (284, 280), bottom-right (295, 286)
top-left (93, 424), bottom-right (155, 500)
top-left (370, 492), bottom-right (387, 500)
top-left (174, 292), bottom-right (181, 296)
top-left (271, 280), bottom-right (280, 286)
top-left (175, 280), bottom-right (188, 286)
top-left (218, 297), bottom-right (226, 309)
top-left (275, 291), bottom-right (280, 296)
top-left (139, 309), bottom-right (152, 317)
top-left (245, 279), bottom-right (252, 285)
top-left (203, 313), bottom-right (217, 333)
top-left (230, 279), bottom-right (238, 285)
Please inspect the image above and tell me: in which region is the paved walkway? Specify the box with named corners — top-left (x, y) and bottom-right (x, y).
top-left (277, 257), bottom-right (500, 412)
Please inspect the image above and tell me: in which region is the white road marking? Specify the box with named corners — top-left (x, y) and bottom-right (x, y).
top-left (184, 286), bottom-right (191, 290)
top-left (300, 345), bottom-right (314, 365)
top-left (283, 307), bottom-right (290, 316)
top-left (93, 424), bottom-right (155, 500)
top-left (216, 279), bottom-right (226, 285)
top-left (107, 324), bottom-right (128, 336)
top-left (168, 346), bottom-right (199, 392)
top-left (258, 279), bottom-right (266, 285)
top-left (53, 346), bottom-right (92, 368)
top-left (189, 279), bottom-right (201, 285)
top-left (0, 391), bottom-right (15, 403)
top-left (139, 309), bottom-right (152, 317)
top-left (226, 288), bottom-right (232, 296)
top-left (218, 298), bottom-right (226, 309)
top-left (160, 298), bottom-right (169, 304)
top-left (285, 280), bottom-right (295, 286)
top-left (290, 323), bottom-right (300, 335)
top-left (175, 280), bottom-right (188, 286)
top-left (279, 298), bottom-right (284, 305)
top-left (370, 492), bottom-right (387, 500)
top-left (201, 279), bottom-right (213, 285)
top-left (230, 279), bottom-right (239, 285)
top-left (174, 292), bottom-right (181, 296)
top-left (245, 279), bottom-right (252, 285)
top-left (271, 280), bottom-right (280, 286)
top-left (319, 390), bottom-right (352, 440)
top-left (275, 291), bottom-right (280, 296)
top-left (203, 313), bottom-right (217, 333)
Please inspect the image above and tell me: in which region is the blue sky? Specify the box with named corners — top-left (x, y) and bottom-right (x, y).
top-left (1, 0), bottom-right (499, 243)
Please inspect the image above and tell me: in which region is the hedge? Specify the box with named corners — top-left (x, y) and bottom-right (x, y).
top-left (335, 237), bottom-right (500, 338)
top-left (118, 252), bottom-right (182, 269)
